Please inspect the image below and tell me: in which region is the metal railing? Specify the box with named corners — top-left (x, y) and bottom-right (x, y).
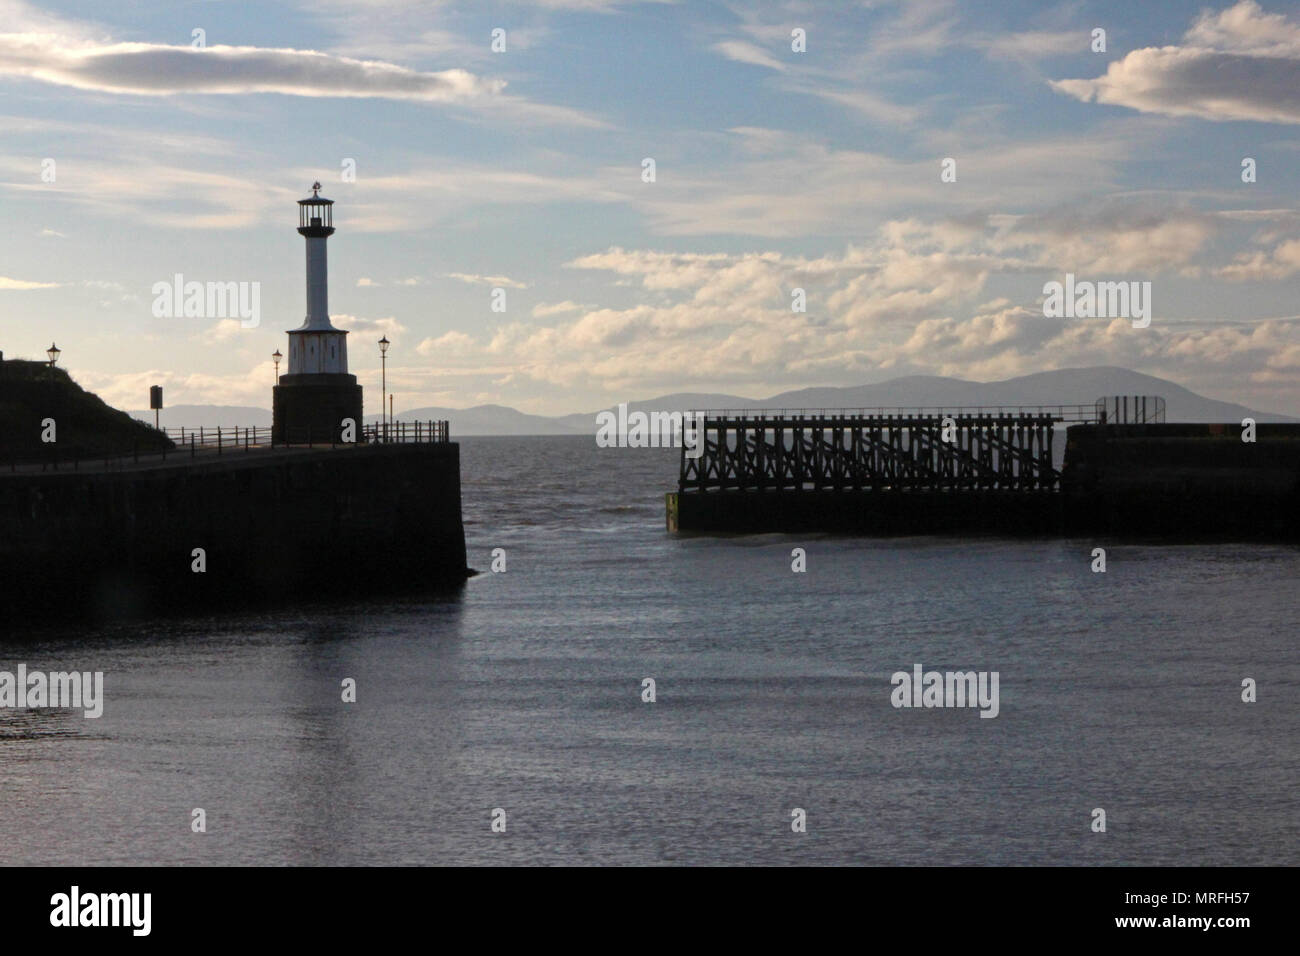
top-left (161, 421), bottom-right (450, 449)
top-left (1094, 395), bottom-right (1166, 424)
top-left (365, 420), bottom-right (450, 444)
top-left (2, 420), bottom-right (450, 474)
top-left (690, 404), bottom-right (1101, 422)
top-left (163, 425), bottom-right (273, 448)
top-left (690, 397), bottom-right (1166, 425)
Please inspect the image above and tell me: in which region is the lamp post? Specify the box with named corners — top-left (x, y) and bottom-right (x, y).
top-left (46, 342), bottom-right (60, 382)
top-left (378, 335), bottom-right (390, 441)
top-left (272, 348), bottom-right (282, 385)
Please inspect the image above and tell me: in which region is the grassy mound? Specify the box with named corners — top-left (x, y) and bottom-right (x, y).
top-left (0, 358), bottom-right (173, 460)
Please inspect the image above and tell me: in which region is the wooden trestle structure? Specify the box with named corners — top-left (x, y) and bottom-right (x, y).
top-left (679, 413), bottom-right (1061, 495)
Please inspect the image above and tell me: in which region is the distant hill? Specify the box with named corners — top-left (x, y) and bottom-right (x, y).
top-left (555, 367), bottom-right (1295, 432)
top-left (757, 367), bottom-right (1292, 425)
top-left (377, 404), bottom-right (581, 435)
top-left (126, 367), bottom-right (1296, 436)
top-left (126, 404), bottom-right (272, 428)
top-left (1, 360), bottom-right (172, 458)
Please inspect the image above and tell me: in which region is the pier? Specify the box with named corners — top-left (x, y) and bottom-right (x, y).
top-left (663, 395), bottom-right (1300, 539)
top-left (0, 423), bottom-right (468, 623)
top-left (0, 187), bottom-right (473, 625)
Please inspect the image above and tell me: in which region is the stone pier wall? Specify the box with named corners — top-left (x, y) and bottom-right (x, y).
top-left (0, 443), bottom-right (468, 623)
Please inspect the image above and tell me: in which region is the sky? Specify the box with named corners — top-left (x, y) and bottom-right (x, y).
top-left (1, 0), bottom-right (1299, 416)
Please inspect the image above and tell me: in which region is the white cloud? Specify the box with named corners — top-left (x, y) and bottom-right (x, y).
top-left (0, 275), bottom-right (58, 289)
top-left (331, 314), bottom-right (406, 338)
top-left (1216, 238), bottom-right (1300, 280)
top-left (407, 210), bottom-right (1274, 402)
top-left (613, 126), bottom-right (1134, 238)
top-left (0, 154), bottom-right (624, 233)
top-left (0, 39), bottom-right (504, 102)
top-left (515, 0), bottom-right (674, 9)
top-left (445, 272), bottom-right (528, 288)
top-left (532, 300), bottom-right (587, 317)
top-left (989, 203), bottom-right (1217, 273)
top-left (0, 0), bottom-right (603, 126)
top-left (1183, 0), bottom-right (1300, 55)
top-left (711, 40), bottom-right (787, 72)
top-left (1053, 1), bottom-right (1300, 124)
top-left (796, 86), bottom-right (919, 125)
top-left (83, 365), bottom-right (272, 411)
top-left (198, 319), bottom-right (245, 345)
top-left (416, 330), bottom-right (476, 356)
top-left (980, 30), bottom-right (1086, 59)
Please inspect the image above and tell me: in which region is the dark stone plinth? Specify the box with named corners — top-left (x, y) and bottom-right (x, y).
top-left (273, 374), bottom-right (363, 443)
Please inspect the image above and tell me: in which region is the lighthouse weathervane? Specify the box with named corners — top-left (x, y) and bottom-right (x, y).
top-left (272, 183), bottom-right (363, 443)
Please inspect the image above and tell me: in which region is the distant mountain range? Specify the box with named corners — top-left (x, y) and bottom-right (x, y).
top-left (129, 404), bottom-right (273, 429)
top-left (130, 367), bottom-right (1297, 434)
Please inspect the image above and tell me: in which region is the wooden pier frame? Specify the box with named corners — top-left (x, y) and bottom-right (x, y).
top-left (679, 413), bottom-right (1062, 495)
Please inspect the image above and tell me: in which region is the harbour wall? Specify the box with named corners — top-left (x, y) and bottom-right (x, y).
top-left (0, 442), bottom-right (469, 624)
top-left (1059, 423), bottom-right (1300, 538)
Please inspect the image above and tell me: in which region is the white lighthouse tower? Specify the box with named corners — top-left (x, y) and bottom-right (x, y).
top-left (289, 183), bottom-right (347, 374)
top-left (272, 182), bottom-right (362, 442)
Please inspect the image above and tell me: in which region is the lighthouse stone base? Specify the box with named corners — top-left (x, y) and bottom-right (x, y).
top-left (273, 374), bottom-right (363, 443)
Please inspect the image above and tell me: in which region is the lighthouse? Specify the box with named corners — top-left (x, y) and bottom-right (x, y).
top-left (272, 183), bottom-right (363, 443)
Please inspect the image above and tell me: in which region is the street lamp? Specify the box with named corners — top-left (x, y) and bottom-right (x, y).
top-left (46, 342), bottom-right (60, 381)
top-left (272, 348), bottom-right (282, 385)
top-left (378, 335), bottom-right (390, 440)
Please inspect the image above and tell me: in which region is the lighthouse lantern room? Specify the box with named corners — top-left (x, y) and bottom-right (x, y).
top-left (272, 182), bottom-right (363, 443)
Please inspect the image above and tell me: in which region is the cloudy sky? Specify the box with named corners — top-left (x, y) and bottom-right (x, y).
top-left (2, 0), bottom-right (1299, 415)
